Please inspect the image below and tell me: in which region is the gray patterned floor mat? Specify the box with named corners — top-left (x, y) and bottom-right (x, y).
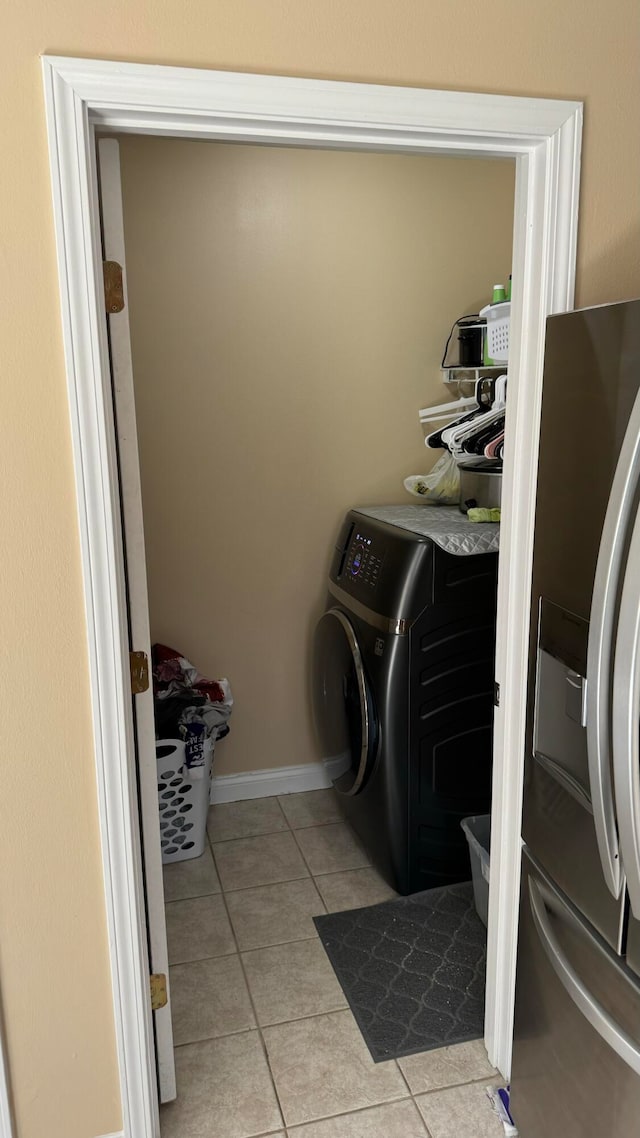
top-left (314, 881), bottom-right (486, 1062)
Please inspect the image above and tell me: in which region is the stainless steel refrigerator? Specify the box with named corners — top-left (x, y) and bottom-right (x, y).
top-left (511, 298), bottom-right (640, 1137)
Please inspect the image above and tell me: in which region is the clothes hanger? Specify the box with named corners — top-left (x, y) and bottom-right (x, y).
top-left (485, 430), bottom-right (505, 459)
top-left (419, 394), bottom-right (477, 425)
top-left (423, 374), bottom-right (507, 450)
top-left (422, 375), bottom-right (494, 426)
top-left (425, 407), bottom-right (480, 449)
top-left (434, 378), bottom-right (494, 449)
top-left (448, 407), bottom-right (505, 459)
top-left (463, 417), bottom-right (506, 456)
top-left (446, 375), bottom-right (507, 456)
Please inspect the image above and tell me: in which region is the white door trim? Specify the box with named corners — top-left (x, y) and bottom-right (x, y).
top-left (97, 136), bottom-right (176, 1103)
top-left (41, 54), bottom-right (582, 1137)
top-left (0, 1016), bottom-right (14, 1138)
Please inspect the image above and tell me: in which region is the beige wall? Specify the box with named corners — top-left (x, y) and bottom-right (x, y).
top-left (119, 138), bottom-right (514, 777)
top-left (2, 2), bottom-right (639, 1136)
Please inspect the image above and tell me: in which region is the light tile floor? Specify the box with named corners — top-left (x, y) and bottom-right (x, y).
top-left (160, 788), bottom-right (502, 1138)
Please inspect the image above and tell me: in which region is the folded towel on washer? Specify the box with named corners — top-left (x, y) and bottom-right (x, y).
top-left (468, 507), bottom-right (501, 523)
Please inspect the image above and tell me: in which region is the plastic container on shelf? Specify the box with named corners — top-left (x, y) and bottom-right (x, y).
top-left (156, 737), bottom-right (214, 864)
top-left (480, 300), bottom-right (510, 364)
top-left (457, 318), bottom-right (484, 366)
top-left (461, 814), bottom-right (491, 926)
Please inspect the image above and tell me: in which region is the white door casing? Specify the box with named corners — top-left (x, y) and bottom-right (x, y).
top-left (41, 55), bottom-right (582, 1138)
top-left (0, 1011), bottom-right (14, 1138)
top-left (97, 136), bottom-right (176, 1106)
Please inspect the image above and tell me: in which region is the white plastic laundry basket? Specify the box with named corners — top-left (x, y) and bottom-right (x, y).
top-left (460, 814), bottom-right (491, 927)
top-left (156, 737), bottom-right (213, 864)
top-left (480, 301), bottom-right (510, 364)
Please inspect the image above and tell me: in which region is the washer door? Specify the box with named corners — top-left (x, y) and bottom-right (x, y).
top-left (312, 608), bottom-right (378, 795)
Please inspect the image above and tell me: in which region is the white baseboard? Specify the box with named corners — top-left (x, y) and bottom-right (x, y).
top-left (211, 761), bottom-right (331, 804)
top-left (96, 1132), bottom-right (124, 1138)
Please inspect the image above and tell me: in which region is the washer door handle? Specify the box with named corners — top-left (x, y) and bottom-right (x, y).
top-left (328, 608), bottom-right (373, 796)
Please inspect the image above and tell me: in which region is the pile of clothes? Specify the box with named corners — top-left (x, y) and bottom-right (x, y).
top-left (152, 643), bottom-right (233, 776)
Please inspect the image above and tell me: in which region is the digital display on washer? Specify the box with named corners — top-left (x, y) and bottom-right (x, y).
top-left (345, 530), bottom-right (385, 588)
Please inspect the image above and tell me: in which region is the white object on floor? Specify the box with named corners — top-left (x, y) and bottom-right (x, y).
top-left (157, 739), bottom-right (213, 863)
top-left (486, 1086), bottom-right (519, 1136)
top-left (210, 761), bottom-right (331, 805)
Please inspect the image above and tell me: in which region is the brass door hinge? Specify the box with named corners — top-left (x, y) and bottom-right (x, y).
top-left (103, 260), bottom-right (125, 313)
top-left (150, 973), bottom-right (167, 1011)
top-left (130, 650), bottom-right (149, 694)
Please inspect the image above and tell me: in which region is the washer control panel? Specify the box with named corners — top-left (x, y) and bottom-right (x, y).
top-left (345, 529), bottom-right (385, 589)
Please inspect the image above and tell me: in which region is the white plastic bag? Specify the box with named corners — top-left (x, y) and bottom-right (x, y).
top-left (404, 452), bottom-right (460, 506)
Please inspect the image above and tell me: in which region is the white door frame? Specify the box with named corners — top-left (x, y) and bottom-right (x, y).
top-left (0, 1013), bottom-right (14, 1138)
top-left (41, 54), bottom-right (582, 1138)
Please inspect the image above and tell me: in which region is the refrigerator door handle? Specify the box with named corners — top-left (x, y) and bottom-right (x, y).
top-left (535, 751), bottom-right (593, 815)
top-left (612, 503), bottom-right (640, 918)
top-left (586, 389), bottom-right (640, 898)
top-left (529, 875), bottom-right (640, 1076)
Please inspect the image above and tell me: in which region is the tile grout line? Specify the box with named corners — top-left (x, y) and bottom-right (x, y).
top-left (206, 794), bottom-right (345, 846)
top-left (414, 1099), bottom-right (436, 1138)
top-left (168, 861), bottom-right (390, 908)
top-left (207, 818), bottom-right (342, 845)
top-left (278, 800), bottom-right (330, 915)
top-left (395, 1056), bottom-right (414, 1098)
top-left (280, 1092), bottom-right (416, 1132)
top-left (164, 890), bottom-right (220, 908)
top-left (234, 930), bottom-right (322, 950)
top-left (206, 812), bottom-right (328, 919)
top-left (195, 808), bottom-right (419, 1130)
top-left (289, 820), bottom-right (371, 873)
top-left (308, 871), bottom-right (329, 915)
top-left (216, 853), bottom-right (289, 1133)
top-left (404, 1081), bottom-right (434, 1138)
top-left (405, 1069), bottom-right (508, 1138)
top-left (288, 824), bottom-right (317, 879)
top-left (173, 999), bottom-right (360, 1043)
top-left (173, 1024), bottom-right (257, 1049)
top-left (207, 812), bottom-right (310, 891)
top-left (208, 862), bottom-right (376, 899)
top-left (211, 868), bottom-right (312, 892)
top-left (206, 825), bottom-right (290, 846)
top-left (195, 798), bottom-right (483, 1135)
top-left (276, 791), bottom-right (343, 835)
top-left (273, 796), bottom-right (289, 829)
top-left (170, 970), bottom-right (496, 1098)
top-left (168, 948), bottom-right (237, 966)
top-left (289, 823), bottom-right (371, 879)
top-left (411, 1071), bottom-right (503, 1097)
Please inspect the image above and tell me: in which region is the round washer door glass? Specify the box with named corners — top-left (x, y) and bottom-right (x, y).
top-left (312, 607), bottom-right (377, 795)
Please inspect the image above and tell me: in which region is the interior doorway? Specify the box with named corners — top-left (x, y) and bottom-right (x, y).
top-left (42, 54), bottom-right (582, 1138)
top-left (107, 131), bottom-right (515, 1130)
top-left (116, 133), bottom-right (515, 787)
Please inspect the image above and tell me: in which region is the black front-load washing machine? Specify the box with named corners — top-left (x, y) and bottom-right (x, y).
top-left (312, 506), bottom-right (498, 895)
